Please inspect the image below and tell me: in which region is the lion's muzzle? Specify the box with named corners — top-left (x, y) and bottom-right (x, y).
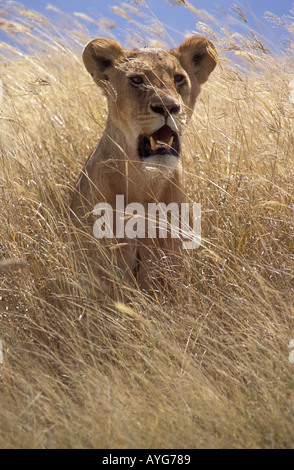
top-left (138, 124), bottom-right (180, 160)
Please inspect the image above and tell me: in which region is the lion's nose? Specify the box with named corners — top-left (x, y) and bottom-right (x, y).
top-left (150, 93), bottom-right (181, 117)
top-left (150, 103), bottom-right (180, 117)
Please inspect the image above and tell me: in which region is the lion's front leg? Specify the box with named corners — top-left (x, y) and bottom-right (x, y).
top-left (136, 237), bottom-right (184, 295)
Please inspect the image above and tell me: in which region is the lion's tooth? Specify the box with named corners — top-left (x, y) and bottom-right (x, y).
top-left (150, 136), bottom-right (156, 150)
top-left (167, 136), bottom-right (174, 147)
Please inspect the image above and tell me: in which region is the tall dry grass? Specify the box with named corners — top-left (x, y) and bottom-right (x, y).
top-left (0, 1), bottom-right (294, 448)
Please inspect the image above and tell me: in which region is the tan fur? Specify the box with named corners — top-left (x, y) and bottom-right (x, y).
top-left (70, 36), bottom-right (217, 293)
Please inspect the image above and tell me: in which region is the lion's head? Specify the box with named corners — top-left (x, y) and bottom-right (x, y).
top-left (82, 36), bottom-right (217, 173)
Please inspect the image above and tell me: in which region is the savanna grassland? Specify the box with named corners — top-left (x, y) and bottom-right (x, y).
top-left (0, 1), bottom-right (294, 448)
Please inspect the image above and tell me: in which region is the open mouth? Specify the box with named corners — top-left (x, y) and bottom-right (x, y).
top-left (138, 125), bottom-right (180, 159)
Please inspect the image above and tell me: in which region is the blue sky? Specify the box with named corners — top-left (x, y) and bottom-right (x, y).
top-left (19, 0), bottom-right (293, 20)
top-left (2, 0), bottom-right (294, 50)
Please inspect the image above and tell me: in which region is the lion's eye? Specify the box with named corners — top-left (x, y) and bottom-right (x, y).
top-left (130, 76), bottom-right (144, 85)
top-left (174, 74), bottom-right (185, 85)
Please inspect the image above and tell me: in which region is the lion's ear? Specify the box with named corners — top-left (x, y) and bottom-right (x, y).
top-left (82, 38), bottom-right (124, 82)
top-left (174, 36), bottom-right (217, 85)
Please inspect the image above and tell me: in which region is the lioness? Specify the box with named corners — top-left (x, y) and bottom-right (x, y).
top-left (70, 36), bottom-right (217, 293)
